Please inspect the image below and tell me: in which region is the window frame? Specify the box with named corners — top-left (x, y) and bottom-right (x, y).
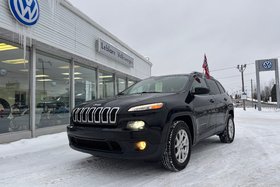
top-left (216, 80), bottom-right (226, 94)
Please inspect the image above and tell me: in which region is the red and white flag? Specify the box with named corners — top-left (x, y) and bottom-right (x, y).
top-left (202, 54), bottom-right (210, 79)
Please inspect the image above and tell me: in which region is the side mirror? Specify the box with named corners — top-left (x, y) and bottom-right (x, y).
top-left (192, 87), bottom-right (210, 95)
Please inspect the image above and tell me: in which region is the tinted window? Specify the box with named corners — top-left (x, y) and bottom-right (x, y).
top-left (206, 79), bottom-right (221, 95)
top-left (191, 76), bottom-right (208, 91)
top-left (216, 81), bottom-right (226, 93)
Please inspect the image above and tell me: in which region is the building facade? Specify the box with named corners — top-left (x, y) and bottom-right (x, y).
top-left (0, 0), bottom-right (152, 143)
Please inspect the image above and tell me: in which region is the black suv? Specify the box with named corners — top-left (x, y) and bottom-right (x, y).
top-left (67, 72), bottom-right (235, 171)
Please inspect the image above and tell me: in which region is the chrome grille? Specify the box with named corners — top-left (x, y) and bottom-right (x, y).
top-left (72, 107), bottom-right (120, 125)
top-left (101, 107), bottom-right (110, 123)
top-left (72, 108), bottom-right (78, 122)
top-left (76, 108), bottom-right (83, 122)
top-left (82, 107), bottom-right (90, 123)
top-left (109, 107), bottom-right (119, 123)
top-left (87, 107), bottom-right (96, 123)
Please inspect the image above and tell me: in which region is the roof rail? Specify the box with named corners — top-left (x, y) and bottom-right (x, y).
top-left (192, 71), bottom-right (203, 75)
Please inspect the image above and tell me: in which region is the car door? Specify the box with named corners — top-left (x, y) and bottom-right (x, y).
top-left (205, 79), bottom-right (224, 134)
top-left (215, 81), bottom-right (229, 132)
top-left (190, 76), bottom-right (216, 140)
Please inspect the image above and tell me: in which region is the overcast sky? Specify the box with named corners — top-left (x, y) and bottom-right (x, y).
top-left (68, 0), bottom-right (280, 93)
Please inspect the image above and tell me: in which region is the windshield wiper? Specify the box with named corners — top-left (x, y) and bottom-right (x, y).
top-left (138, 91), bottom-right (162, 94)
top-left (120, 91), bottom-right (162, 96)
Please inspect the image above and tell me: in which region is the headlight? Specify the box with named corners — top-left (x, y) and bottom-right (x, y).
top-left (127, 121), bottom-right (145, 130)
top-left (128, 103), bottom-right (164, 112)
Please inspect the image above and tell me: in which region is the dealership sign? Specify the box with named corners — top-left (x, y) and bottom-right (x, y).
top-left (97, 39), bottom-right (134, 67)
top-left (256, 59), bottom-right (277, 72)
top-left (8, 0), bottom-right (40, 26)
top-left (262, 60), bottom-right (273, 70)
top-left (255, 58), bottom-right (280, 110)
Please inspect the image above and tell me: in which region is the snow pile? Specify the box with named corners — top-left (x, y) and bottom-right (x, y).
top-left (0, 133), bottom-right (67, 159)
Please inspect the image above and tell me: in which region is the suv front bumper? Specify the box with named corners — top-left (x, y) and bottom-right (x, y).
top-left (67, 125), bottom-right (165, 160)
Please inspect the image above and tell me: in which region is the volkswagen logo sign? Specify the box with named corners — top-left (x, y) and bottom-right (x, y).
top-left (9, 0), bottom-right (40, 26)
top-left (262, 61), bottom-right (273, 70)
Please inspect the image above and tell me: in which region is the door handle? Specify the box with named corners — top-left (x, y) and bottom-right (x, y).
top-left (209, 99), bottom-right (215, 103)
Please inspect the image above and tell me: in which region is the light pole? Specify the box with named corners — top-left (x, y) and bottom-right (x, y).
top-left (237, 64), bottom-right (247, 110)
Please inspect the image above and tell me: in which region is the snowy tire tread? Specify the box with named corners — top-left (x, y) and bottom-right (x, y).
top-left (161, 121), bottom-right (192, 172)
top-left (219, 115), bottom-right (235, 143)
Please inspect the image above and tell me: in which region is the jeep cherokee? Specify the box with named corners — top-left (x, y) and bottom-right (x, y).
top-left (67, 72), bottom-right (235, 171)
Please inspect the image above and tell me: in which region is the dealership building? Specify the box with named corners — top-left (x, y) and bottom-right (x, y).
top-left (0, 0), bottom-right (152, 143)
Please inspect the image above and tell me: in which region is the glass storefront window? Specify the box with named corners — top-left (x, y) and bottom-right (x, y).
top-left (36, 53), bottom-right (70, 128)
top-left (98, 71), bottom-right (114, 99)
top-left (117, 77), bottom-right (126, 93)
top-left (75, 65), bottom-right (97, 106)
top-left (0, 42), bottom-right (30, 133)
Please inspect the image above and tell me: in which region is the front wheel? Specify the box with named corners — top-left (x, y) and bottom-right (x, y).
top-left (161, 121), bottom-right (192, 171)
top-left (219, 116), bottom-right (235, 143)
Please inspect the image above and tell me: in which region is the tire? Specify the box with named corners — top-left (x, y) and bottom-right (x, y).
top-left (219, 115), bottom-right (235, 143)
top-left (161, 121), bottom-right (192, 172)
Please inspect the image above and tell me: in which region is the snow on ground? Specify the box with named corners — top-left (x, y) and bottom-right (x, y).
top-left (1, 108), bottom-right (280, 187)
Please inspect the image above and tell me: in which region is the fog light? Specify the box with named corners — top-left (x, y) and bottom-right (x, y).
top-left (127, 121), bottom-right (145, 130)
top-left (135, 141), bottom-right (147, 151)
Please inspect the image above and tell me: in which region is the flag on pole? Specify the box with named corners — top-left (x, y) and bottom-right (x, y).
top-left (202, 54), bottom-right (210, 79)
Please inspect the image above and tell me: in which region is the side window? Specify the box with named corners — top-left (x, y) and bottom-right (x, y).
top-left (191, 76), bottom-right (208, 91)
top-left (216, 81), bottom-right (226, 93)
top-left (206, 79), bottom-right (221, 95)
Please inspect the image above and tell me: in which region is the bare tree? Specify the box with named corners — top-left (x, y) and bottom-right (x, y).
top-left (260, 79), bottom-right (274, 102)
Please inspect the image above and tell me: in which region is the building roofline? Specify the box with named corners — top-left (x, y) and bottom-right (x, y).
top-left (61, 0), bottom-right (153, 67)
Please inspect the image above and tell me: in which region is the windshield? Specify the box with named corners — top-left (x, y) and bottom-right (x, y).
top-left (121, 75), bottom-right (189, 95)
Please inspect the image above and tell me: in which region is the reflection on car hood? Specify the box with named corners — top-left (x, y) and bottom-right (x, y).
top-left (76, 93), bottom-right (176, 109)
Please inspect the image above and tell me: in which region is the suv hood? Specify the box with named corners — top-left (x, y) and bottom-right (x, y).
top-left (77, 93), bottom-right (176, 110)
